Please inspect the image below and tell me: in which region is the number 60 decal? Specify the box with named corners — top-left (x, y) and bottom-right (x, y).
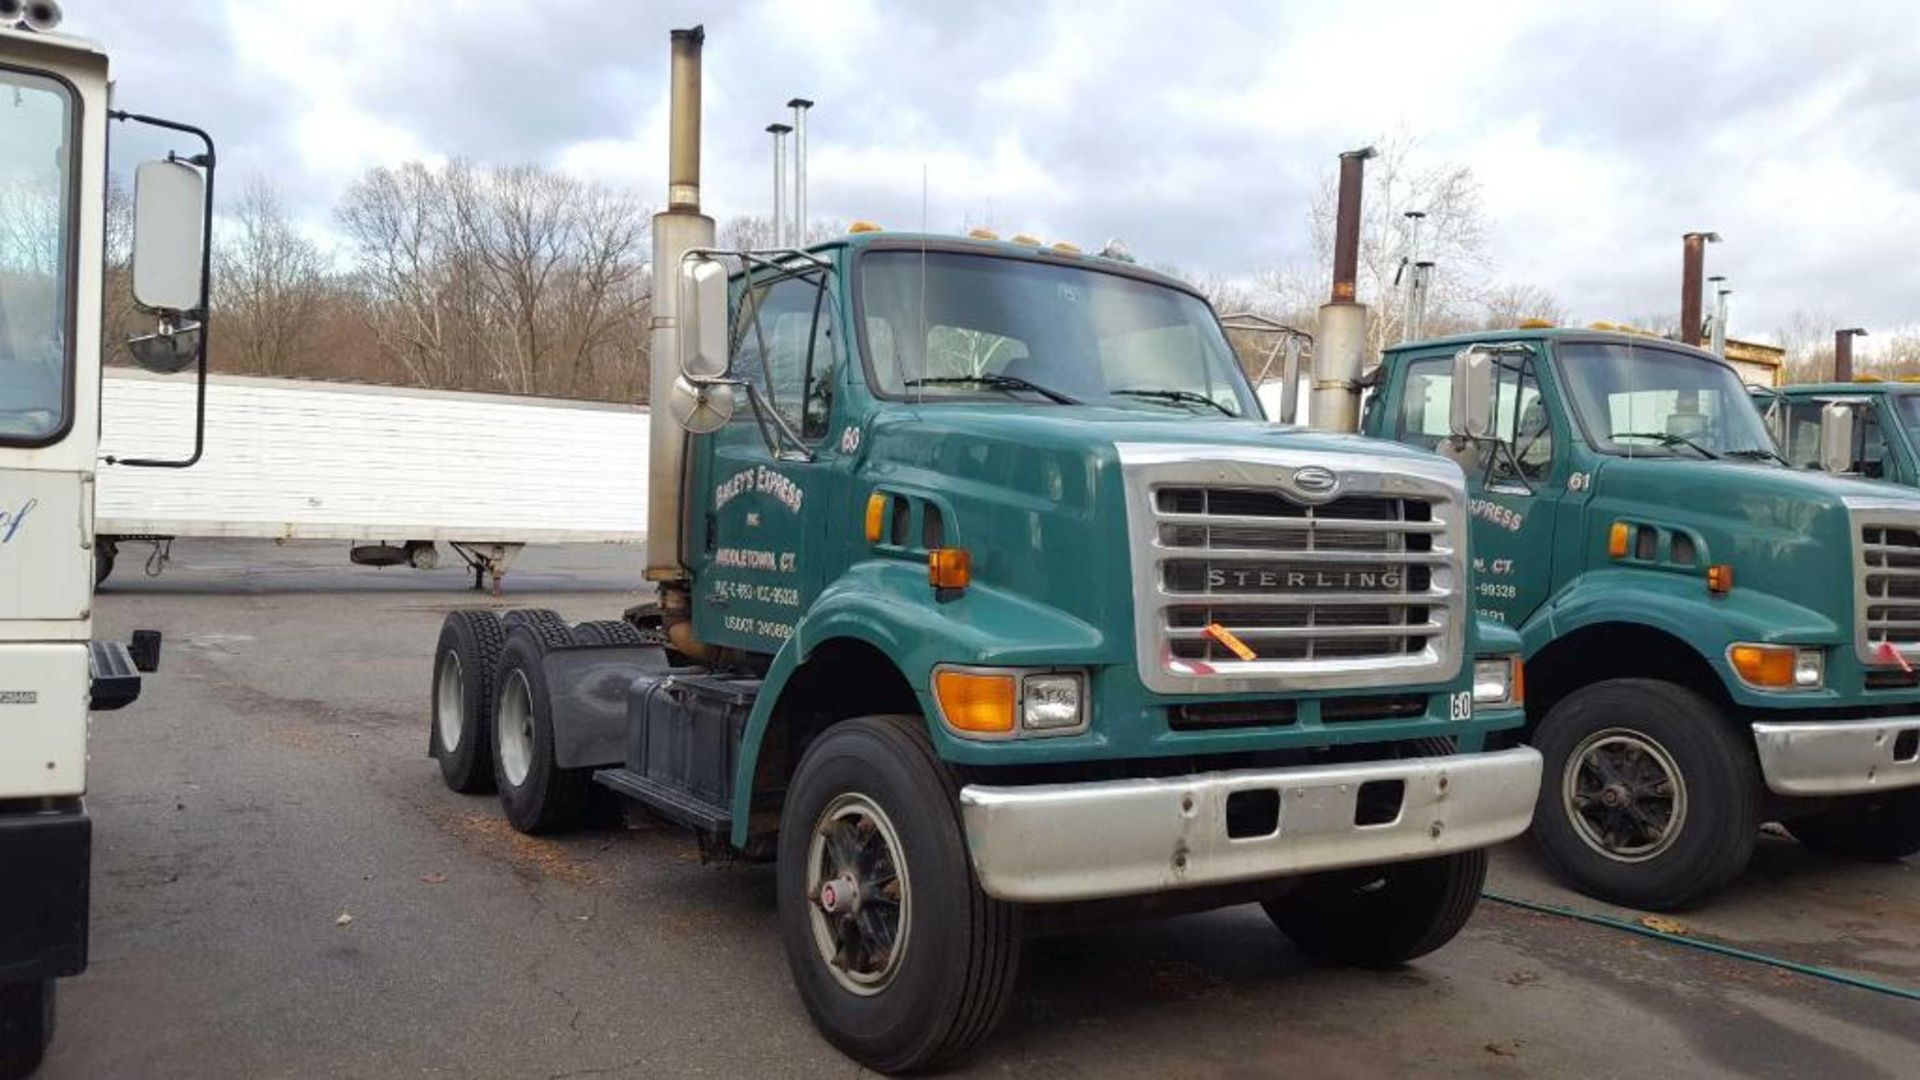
top-left (1449, 691), bottom-right (1474, 721)
top-left (839, 425), bottom-right (862, 454)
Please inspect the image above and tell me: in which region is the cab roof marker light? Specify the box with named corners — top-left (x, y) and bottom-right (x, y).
top-left (967, 227), bottom-right (1000, 241)
top-left (1010, 233), bottom-right (1043, 246)
top-left (848, 220), bottom-right (883, 233)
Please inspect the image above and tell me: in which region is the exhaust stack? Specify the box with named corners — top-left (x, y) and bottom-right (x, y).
top-left (788, 98), bottom-right (813, 246)
top-left (767, 123), bottom-right (791, 246)
top-left (1835, 327), bottom-right (1868, 382)
top-left (1313, 146), bottom-right (1376, 434)
top-left (1708, 276), bottom-right (1729, 357)
top-left (647, 26), bottom-right (717, 586)
top-left (1680, 231), bottom-right (1719, 348)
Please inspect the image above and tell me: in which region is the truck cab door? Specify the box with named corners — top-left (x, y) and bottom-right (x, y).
top-left (1389, 349), bottom-right (1564, 631)
top-left (689, 263), bottom-right (846, 653)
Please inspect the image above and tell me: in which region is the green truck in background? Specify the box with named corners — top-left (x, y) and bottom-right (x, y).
top-left (1761, 378), bottom-right (1920, 484)
top-left (1351, 329), bottom-right (1920, 911)
top-left (417, 28), bottom-right (1541, 1073)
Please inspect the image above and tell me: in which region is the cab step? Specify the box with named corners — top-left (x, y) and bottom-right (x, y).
top-left (593, 767), bottom-right (731, 833)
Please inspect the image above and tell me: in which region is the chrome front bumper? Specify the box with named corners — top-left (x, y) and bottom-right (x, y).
top-left (1751, 717), bottom-right (1920, 796)
top-left (957, 746), bottom-right (1542, 903)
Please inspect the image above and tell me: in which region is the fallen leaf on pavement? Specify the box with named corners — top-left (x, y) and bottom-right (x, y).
top-left (420, 873), bottom-right (448, 885)
top-left (335, 912), bottom-right (354, 927)
top-left (1640, 915), bottom-right (1689, 935)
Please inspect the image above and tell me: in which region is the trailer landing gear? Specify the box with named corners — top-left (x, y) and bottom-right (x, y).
top-left (450, 542), bottom-right (525, 596)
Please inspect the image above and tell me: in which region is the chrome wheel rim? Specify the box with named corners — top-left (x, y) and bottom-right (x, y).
top-left (806, 792), bottom-right (911, 996)
top-left (496, 669), bottom-right (534, 788)
top-left (1564, 727), bottom-right (1687, 862)
top-left (434, 650), bottom-right (464, 754)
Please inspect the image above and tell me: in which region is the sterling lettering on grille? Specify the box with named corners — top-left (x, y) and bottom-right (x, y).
top-left (1119, 445), bottom-right (1469, 695)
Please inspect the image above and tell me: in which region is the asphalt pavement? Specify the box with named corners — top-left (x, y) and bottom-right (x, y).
top-left (39, 539), bottom-right (1920, 1078)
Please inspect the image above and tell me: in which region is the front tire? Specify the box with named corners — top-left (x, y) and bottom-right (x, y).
top-left (777, 716), bottom-right (1020, 1074)
top-left (430, 610), bottom-right (504, 793)
top-left (492, 627), bottom-right (591, 834)
top-left (1531, 678), bottom-right (1760, 910)
top-left (1263, 849), bottom-right (1487, 967)
top-left (1787, 789), bottom-right (1920, 861)
top-left (0, 980), bottom-right (54, 1080)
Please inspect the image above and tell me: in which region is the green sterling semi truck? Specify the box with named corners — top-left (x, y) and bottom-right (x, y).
top-left (1349, 329), bottom-right (1920, 911)
top-left (419, 27), bottom-right (1542, 1074)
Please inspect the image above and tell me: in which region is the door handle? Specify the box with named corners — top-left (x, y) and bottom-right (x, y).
top-left (80, 474), bottom-right (95, 552)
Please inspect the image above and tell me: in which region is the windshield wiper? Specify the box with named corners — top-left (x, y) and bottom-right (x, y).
top-left (1612, 431), bottom-right (1720, 460)
top-left (1723, 446), bottom-right (1789, 466)
top-left (1110, 387), bottom-right (1236, 417)
top-left (903, 373), bottom-right (1078, 405)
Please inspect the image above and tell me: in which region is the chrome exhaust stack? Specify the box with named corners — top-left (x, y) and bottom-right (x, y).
top-left (647, 26), bottom-right (716, 586)
top-left (1313, 146), bottom-right (1375, 434)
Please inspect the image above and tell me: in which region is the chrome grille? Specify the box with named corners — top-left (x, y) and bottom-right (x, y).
top-left (1860, 522), bottom-right (1920, 650)
top-left (1120, 445), bottom-right (1467, 694)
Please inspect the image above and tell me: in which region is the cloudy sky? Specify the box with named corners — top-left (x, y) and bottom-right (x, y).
top-left (73, 0), bottom-right (1920, 348)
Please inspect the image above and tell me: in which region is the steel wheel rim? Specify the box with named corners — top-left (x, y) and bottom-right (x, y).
top-left (434, 650), bottom-right (464, 754)
top-left (496, 669), bottom-right (534, 788)
top-left (1564, 727), bottom-right (1687, 862)
top-left (806, 792), bottom-right (911, 996)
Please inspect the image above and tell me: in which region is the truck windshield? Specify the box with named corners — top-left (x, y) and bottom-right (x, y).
top-left (1556, 342), bottom-right (1777, 460)
top-left (0, 66), bottom-right (76, 444)
top-left (1892, 394), bottom-right (1920, 436)
top-left (859, 250), bottom-right (1257, 416)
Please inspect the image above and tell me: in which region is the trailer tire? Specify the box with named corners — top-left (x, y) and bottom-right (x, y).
top-left (94, 540), bottom-right (117, 588)
top-left (430, 610), bottom-right (504, 793)
top-left (1530, 678), bottom-right (1760, 910)
top-left (0, 979), bottom-right (54, 1080)
top-left (572, 619), bottom-right (648, 646)
top-left (492, 627), bottom-right (591, 834)
top-left (1786, 789), bottom-right (1920, 861)
top-left (777, 716), bottom-right (1021, 1074)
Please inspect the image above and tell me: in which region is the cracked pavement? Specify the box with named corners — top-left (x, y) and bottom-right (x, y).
top-left (40, 540), bottom-right (1920, 1078)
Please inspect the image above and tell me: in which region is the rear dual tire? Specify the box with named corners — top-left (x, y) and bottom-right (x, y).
top-left (492, 623), bottom-right (592, 834)
top-left (431, 610), bottom-right (505, 793)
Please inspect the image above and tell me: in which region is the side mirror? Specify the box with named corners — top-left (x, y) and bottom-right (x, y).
top-left (666, 375), bottom-right (737, 434)
top-left (126, 321), bottom-right (202, 375)
top-left (1448, 346), bottom-right (1495, 440)
top-left (678, 256), bottom-right (730, 381)
top-left (131, 159), bottom-right (207, 314)
top-left (1819, 402), bottom-right (1856, 475)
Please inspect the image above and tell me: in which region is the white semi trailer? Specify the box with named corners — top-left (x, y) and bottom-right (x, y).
top-left (96, 370), bottom-right (651, 591)
top-left (1, 5), bottom-right (214, 1075)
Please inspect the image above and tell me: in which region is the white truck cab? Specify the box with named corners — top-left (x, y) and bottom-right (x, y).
top-left (1, 6), bottom-right (211, 1075)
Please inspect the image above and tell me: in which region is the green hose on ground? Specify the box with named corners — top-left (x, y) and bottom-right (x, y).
top-left (1480, 890), bottom-right (1920, 1004)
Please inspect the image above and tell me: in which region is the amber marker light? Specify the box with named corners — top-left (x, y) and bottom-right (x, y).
top-left (864, 493), bottom-right (887, 543)
top-left (1608, 522), bottom-right (1632, 558)
top-left (1728, 644), bottom-right (1801, 688)
top-left (848, 220), bottom-right (883, 233)
top-left (1707, 564), bottom-right (1734, 594)
top-left (934, 669), bottom-right (1015, 735)
top-left (929, 548), bottom-right (972, 590)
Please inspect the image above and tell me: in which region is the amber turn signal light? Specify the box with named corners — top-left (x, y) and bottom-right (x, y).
top-left (933, 669), bottom-right (1015, 734)
top-left (929, 548), bottom-right (972, 590)
top-left (1707, 564), bottom-right (1734, 594)
top-left (1608, 521), bottom-right (1631, 558)
top-left (865, 492), bottom-right (887, 543)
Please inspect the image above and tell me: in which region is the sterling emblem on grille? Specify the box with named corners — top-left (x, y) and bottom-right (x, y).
top-left (1290, 466), bottom-right (1339, 501)
top-left (1206, 567), bottom-right (1404, 591)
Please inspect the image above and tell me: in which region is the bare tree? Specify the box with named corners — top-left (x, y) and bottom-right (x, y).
top-left (1776, 308), bottom-right (1840, 384)
top-left (337, 160), bottom-right (652, 399)
top-left (215, 176), bottom-right (329, 376)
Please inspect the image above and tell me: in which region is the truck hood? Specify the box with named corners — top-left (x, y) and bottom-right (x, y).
top-left (860, 404), bottom-right (1464, 668)
top-left (1589, 456), bottom-right (1920, 528)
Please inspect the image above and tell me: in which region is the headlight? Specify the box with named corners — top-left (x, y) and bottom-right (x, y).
top-left (1472, 655), bottom-right (1524, 709)
top-left (933, 666), bottom-right (1087, 739)
top-left (1728, 644), bottom-right (1824, 691)
top-left (1021, 673), bottom-right (1084, 731)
